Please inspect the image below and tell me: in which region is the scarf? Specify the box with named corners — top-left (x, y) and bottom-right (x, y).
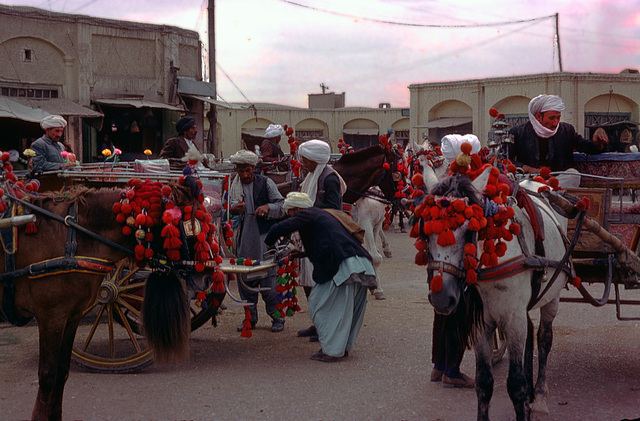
top-left (528, 94), bottom-right (565, 139)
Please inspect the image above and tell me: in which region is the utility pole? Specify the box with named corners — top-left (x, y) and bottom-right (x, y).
top-left (207, 0), bottom-right (218, 156)
top-left (555, 13), bottom-right (563, 72)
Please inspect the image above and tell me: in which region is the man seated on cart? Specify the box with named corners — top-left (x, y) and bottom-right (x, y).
top-left (507, 94), bottom-right (608, 175)
top-left (228, 149), bottom-right (287, 332)
top-left (31, 115), bottom-right (68, 174)
top-left (260, 124), bottom-right (286, 165)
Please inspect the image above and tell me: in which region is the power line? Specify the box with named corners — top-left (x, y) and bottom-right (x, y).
top-left (279, 0), bottom-right (555, 28)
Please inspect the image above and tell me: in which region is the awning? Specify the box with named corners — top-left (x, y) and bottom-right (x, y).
top-left (342, 128), bottom-right (379, 136)
top-left (11, 97), bottom-right (103, 118)
top-left (181, 94), bottom-right (241, 109)
top-left (93, 98), bottom-right (184, 112)
top-left (0, 97), bottom-right (50, 123)
top-left (241, 128), bottom-right (266, 138)
top-left (415, 117), bottom-right (472, 129)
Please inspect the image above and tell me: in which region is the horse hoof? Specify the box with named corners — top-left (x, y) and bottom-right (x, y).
top-left (530, 398), bottom-right (549, 414)
top-left (383, 251), bottom-right (392, 258)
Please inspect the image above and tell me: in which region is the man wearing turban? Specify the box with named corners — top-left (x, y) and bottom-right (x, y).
top-left (266, 192), bottom-right (377, 362)
top-left (227, 149), bottom-right (287, 332)
top-left (508, 94), bottom-right (608, 174)
top-left (260, 124), bottom-right (286, 164)
top-left (31, 115), bottom-right (67, 173)
top-left (159, 116), bottom-right (200, 163)
top-left (295, 139), bottom-right (347, 341)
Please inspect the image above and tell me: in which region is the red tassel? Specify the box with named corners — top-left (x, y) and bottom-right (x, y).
top-left (466, 269), bottom-right (477, 284)
top-left (430, 274), bottom-right (443, 293)
top-left (25, 222), bottom-right (37, 234)
top-left (571, 277), bottom-right (582, 288)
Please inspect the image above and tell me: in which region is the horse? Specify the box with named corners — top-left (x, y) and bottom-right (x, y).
top-left (419, 164), bottom-right (572, 421)
top-left (0, 179), bottom-right (206, 420)
top-left (333, 145), bottom-right (398, 298)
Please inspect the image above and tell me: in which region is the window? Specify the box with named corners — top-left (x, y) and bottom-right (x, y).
top-left (23, 49), bottom-right (32, 62)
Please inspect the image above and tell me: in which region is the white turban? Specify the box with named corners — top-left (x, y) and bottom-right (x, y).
top-left (264, 124), bottom-right (285, 139)
top-left (299, 139), bottom-right (330, 165)
top-left (284, 192), bottom-right (313, 212)
top-left (40, 115), bottom-right (67, 130)
top-left (528, 94), bottom-right (565, 139)
top-left (440, 134), bottom-right (481, 164)
top-left (229, 149), bottom-right (259, 166)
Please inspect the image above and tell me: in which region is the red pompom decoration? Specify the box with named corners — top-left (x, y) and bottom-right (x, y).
top-left (460, 142), bottom-right (472, 155)
top-left (411, 173), bottom-right (424, 187)
top-left (430, 274), bottom-right (443, 293)
top-left (489, 108), bottom-right (499, 118)
top-left (539, 167), bottom-right (551, 179)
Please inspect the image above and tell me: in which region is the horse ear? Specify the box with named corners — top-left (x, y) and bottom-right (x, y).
top-left (471, 165), bottom-right (493, 194)
top-left (420, 156), bottom-right (439, 193)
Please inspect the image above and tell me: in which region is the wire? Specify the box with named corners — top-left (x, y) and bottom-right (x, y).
top-left (279, 0), bottom-right (555, 28)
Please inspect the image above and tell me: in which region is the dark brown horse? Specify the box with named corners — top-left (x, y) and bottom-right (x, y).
top-left (0, 183), bottom-right (198, 420)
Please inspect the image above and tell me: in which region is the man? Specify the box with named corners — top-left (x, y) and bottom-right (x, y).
top-left (508, 94), bottom-right (608, 173)
top-left (296, 139), bottom-right (347, 341)
top-left (31, 115), bottom-right (67, 173)
top-left (260, 124), bottom-right (286, 164)
top-left (159, 116), bottom-right (200, 162)
top-left (228, 149), bottom-right (286, 332)
top-left (265, 192), bottom-right (377, 362)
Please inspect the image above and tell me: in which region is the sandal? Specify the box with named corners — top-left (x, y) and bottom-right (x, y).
top-left (310, 350), bottom-right (347, 362)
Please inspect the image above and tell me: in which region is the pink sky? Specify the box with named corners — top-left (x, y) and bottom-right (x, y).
top-left (5, 0), bottom-right (640, 108)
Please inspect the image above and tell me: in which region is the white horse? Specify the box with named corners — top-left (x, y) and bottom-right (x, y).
top-left (351, 189), bottom-right (391, 300)
top-left (421, 164), bottom-right (571, 421)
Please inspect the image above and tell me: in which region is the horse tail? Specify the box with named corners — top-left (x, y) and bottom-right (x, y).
top-left (142, 271), bottom-right (190, 365)
top-left (456, 285), bottom-right (484, 349)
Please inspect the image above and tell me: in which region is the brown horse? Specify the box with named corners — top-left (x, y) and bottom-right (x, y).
top-left (0, 183), bottom-right (198, 420)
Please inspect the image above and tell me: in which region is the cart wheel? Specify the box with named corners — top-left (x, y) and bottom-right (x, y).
top-left (71, 260), bottom-right (225, 373)
top-left (492, 328), bottom-right (506, 366)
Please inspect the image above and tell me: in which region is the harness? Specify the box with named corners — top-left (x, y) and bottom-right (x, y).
top-left (344, 150), bottom-right (398, 205)
top-left (426, 189), bottom-right (579, 310)
top-left (1, 193), bottom-right (126, 326)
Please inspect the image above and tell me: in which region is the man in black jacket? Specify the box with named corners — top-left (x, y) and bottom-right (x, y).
top-left (507, 94), bottom-right (608, 173)
top-left (266, 192), bottom-right (378, 362)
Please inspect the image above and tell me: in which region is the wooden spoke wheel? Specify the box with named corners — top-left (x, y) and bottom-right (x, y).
top-left (492, 328), bottom-right (507, 366)
top-left (71, 260), bottom-right (225, 373)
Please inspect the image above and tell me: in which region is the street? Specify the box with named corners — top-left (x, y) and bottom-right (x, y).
top-left (1, 227), bottom-right (640, 421)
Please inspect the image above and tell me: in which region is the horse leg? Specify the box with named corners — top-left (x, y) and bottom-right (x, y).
top-left (475, 325), bottom-right (495, 421)
top-left (504, 315), bottom-right (530, 421)
top-left (31, 314), bottom-right (79, 421)
top-left (379, 226), bottom-right (392, 258)
top-left (530, 298), bottom-right (559, 414)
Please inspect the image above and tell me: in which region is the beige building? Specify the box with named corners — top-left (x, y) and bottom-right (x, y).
top-left (409, 71), bottom-right (640, 151)
top-left (0, 5), bottom-right (205, 162)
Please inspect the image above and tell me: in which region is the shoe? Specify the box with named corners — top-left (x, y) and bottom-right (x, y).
top-left (373, 290), bottom-right (386, 300)
top-left (430, 368), bottom-right (444, 382)
top-left (271, 318), bottom-right (285, 332)
top-left (442, 372), bottom-right (475, 389)
top-left (237, 320), bottom-right (256, 332)
top-left (309, 334), bottom-right (319, 342)
top-left (297, 325), bottom-right (317, 337)
top-left (310, 349), bottom-right (347, 362)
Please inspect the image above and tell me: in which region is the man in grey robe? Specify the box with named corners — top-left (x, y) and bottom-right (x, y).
top-left (228, 149), bottom-right (286, 332)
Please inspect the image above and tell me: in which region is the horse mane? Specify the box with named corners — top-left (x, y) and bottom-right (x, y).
top-left (431, 174), bottom-right (484, 207)
top-left (335, 145), bottom-right (385, 166)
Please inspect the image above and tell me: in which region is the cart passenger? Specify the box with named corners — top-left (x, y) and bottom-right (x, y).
top-left (228, 149), bottom-right (286, 332)
top-left (31, 115), bottom-right (67, 173)
top-left (158, 116), bottom-right (200, 162)
top-left (507, 94), bottom-right (608, 174)
top-left (260, 124), bottom-right (286, 164)
top-left (265, 192), bottom-right (377, 362)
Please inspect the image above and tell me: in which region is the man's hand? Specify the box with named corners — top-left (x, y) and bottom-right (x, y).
top-left (593, 131), bottom-right (609, 149)
top-left (522, 164), bottom-right (539, 175)
top-left (229, 201), bottom-right (245, 215)
top-left (255, 204), bottom-right (270, 218)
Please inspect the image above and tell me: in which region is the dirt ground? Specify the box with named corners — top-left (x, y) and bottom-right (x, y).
top-left (2, 227), bottom-right (640, 421)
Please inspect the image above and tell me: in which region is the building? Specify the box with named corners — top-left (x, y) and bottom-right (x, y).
top-left (0, 4), bottom-right (207, 162)
top-left (409, 71), bottom-right (640, 151)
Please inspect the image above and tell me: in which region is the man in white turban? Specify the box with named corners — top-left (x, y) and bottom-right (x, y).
top-left (261, 124), bottom-right (286, 164)
top-left (508, 94), bottom-right (608, 174)
top-left (266, 192), bottom-right (377, 362)
top-left (31, 115), bottom-right (67, 173)
top-left (227, 149), bottom-right (286, 332)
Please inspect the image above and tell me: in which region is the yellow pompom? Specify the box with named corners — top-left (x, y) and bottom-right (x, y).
top-left (456, 153), bottom-right (472, 167)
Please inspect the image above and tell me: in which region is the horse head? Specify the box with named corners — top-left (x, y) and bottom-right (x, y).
top-left (421, 170), bottom-right (488, 315)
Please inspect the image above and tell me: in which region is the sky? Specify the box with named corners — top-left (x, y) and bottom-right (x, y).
top-left (4, 0), bottom-right (640, 108)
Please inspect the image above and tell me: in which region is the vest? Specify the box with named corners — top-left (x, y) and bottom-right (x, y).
top-left (252, 174), bottom-right (280, 234)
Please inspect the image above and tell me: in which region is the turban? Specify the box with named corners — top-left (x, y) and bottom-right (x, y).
top-left (440, 134), bottom-right (481, 164)
top-left (264, 124), bottom-right (285, 139)
top-left (299, 139), bottom-right (330, 165)
top-left (40, 115), bottom-right (67, 130)
top-left (283, 192), bottom-right (313, 212)
top-left (528, 94), bottom-right (565, 139)
top-left (176, 116), bottom-right (196, 134)
top-left (229, 149), bottom-right (259, 166)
